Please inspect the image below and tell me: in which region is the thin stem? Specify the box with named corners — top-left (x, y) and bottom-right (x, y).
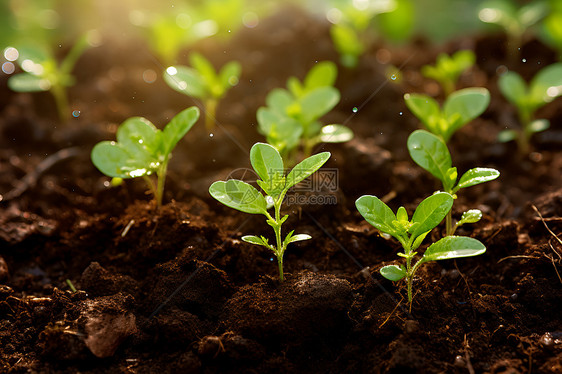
top-left (446, 211), bottom-right (453, 236)
top-left (274, 199), bottom-right (284, 282)
top-left (205, 98), bottom-right (218, 131)
top-left (142, 175), bottom-right (158, 201)
top-left (51, 83), bottom-right (69, 122)
top-left (155, 159), bottom-right (169, 208)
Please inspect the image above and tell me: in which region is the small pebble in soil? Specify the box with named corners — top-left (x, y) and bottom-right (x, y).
top-left (454, 355), bottom-right (466, 367)
top-left (540, 333), bottom-right (553, 347)
top-left (510, 293), bottom-right (518, 301)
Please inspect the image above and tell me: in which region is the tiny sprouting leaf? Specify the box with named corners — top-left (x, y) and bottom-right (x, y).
top-left (396, 206), bottom-right (408, 223)
top-left (498, 71), bottom-right (527, 106)
top-left (422, 235), bottom-right (486, 263)
top-left (407, 129), bottom-right (452, 183)
top-left (528, 119), bottom-right (550, 133)
top-left (162, 107), bottom-right (200, 155)
top-left (330, 23), bottom-right (364, 68)
top-left (242, 235), bottom-right (270, 247)
top-left (457, 168), bottom-right (500, 190)
top-left (288, 234), bottom-right (312, 243)
top-left (304, 61), bottom-right (338, 91)
top-left (219, 61), bottom-right (241, 90)
top-left (266, 89), bottom-right (293, 114)
top-left (529, 62), bottom-right (562, 105)
top-left (209, 180), bottom-right (268, 215)
top-left (411, 230), bottom-right (430, 250)
top-left (410, 192), bottom-right (453, 238)
top-left (250, 143), bottom-right (284, 183)
top-left (257, 108), bottom-right (302, 153)
top-left (380, 265), bottom-right (407, 281)
top-left (300, 87), bottom-right (340, 123)
top-left (404, 93), bottom-right (440, 130)
top-left (7, 74), bottom-right (47, 92)
top-left (189, 52), bottom-right (217, 85)
top-left (285, 151), bottom-right (331, 190)
top-left (164, 66), bottom-right (207, 98)
top-left (287, 76), bottom-right (303, 98)
top-left (458, 209), bottom-right (483, 226)
top-left (442, 87), bottom-right (490, 140)
top-left (319, 124), bottom-right (354, 143)
top-left (91, 142), bottom-right (147, 179)
top-left (355, 195), bottom-right (397, 236)
top-left (498, 129), bottom-right (518, 142)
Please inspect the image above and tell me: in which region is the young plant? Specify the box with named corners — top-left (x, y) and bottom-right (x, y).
top-left (356, 192), bottom-right (486, 311)
top-left (164, 52), bottom-right (241, 131)
top-left (407, 130), bottom-right (500, 236)
top-left (541, 5), bottom-right (562, 59)
top-left (404, 87), bottom-right (490, 142)
top-left (497, 62), bottom-right (562, 154)
top-left (91, 107), bottom-right (200, 207)
top-left (421, 50), bottom-right (476, 96)
top-left (478, 0), bottom-right (548, 58)
top-left (7, 37), bottom-right (90, 122)
top-left (209, 143), bottom-right (330, 281)
top-left (257, 61), bottom-right (353, 163)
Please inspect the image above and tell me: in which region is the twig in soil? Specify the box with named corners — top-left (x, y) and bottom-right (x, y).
top-left (546, 252), bottom-right (562, 284)
top-left (0, 147), bottom-right (81, 202)
top-left (463, 334), bottom-right (475, 374)
top-left (121, 219), bottom-right (135, 238)
top-left (532, 205), bottom-right (562, 260)
top-left (378, 298), bottom-right (404, 328)
top-left (497, 255), bottom-right (541, 263)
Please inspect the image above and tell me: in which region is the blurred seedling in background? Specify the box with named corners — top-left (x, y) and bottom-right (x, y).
top-left (421, 50), bottom-right (476, 96)
top-left (404, 87), bottom-right (490, 142)
top-left (497, 62), bottom-right (562, 154)
top-left (257, 61), bottom-right (353, 164)
top-left (540, 0), bottom-right (562, 59)
top-left (6, 34), bottom-right (96, 122)
top-left (164, 52), bottom-right (241, 131)
top-left (478, 0), bottom-right (548, 60)
top-left (407, 130), bottom-right (500, 235)
top-left (356, 192), bottom-right (486, 311)
top-left (209, 143), bottom-right (330, 281)
top-left (91, 107), bottom-right (200, 208)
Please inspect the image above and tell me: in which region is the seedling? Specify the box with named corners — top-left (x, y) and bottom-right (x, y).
top-left (257, 61), bottom-right (353, 163)
top-left (497, 62), bottom-right (562, 154)
top-left (209, 143), bottom-right (330, 281)
top-left (91, 107), bottom-right (200, 207)
top-left (164, 52), bottom-right (241, 131)
top-left (7, 36), bottom-right (90, 122)
top-left (404, 87), bottom-right (490, 142)
top-left (356, 192), bottom-right (486, 311)
top-left (478, 0), bottom-right (548, 58)
top-left (541, 6), bottom-right (562, 59)
top-left (421, 50), bottom-right (476, 96)
top-left (407, 130), bottom-right (500, 235)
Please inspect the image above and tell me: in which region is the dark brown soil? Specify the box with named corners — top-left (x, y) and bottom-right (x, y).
top-left (1, 8), bottom-right (561, 374)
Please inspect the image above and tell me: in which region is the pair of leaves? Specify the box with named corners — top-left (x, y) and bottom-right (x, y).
top-left (404, 87), bottom-right (490, 142)
top-left (91, 107), bottom-right (200, 179)
top-left (209, 143), bottom-right (331, 215)
top-left (407, 130), bottom-right (500, 194)
top-left (287, 61), bottom-right (337, 98)
top-left (243, 231), bottom-right (311, 251)
top-left (478, 0), bottom-right (548, 35)
top-left (498, 63), bottom-right (562, 117)
top-left (355, 192), bottom-right (453, 245)
top-left (380, 235), bottom-right (486, 281)
top-left (164, 52), bottom-right (241, 100)
top-left (421, 50), bottom-right (475, 94)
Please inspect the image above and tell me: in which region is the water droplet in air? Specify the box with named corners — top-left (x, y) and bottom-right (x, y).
top-left (390, 74), bottom-right (397, 80)
top-left (72, 110), bottom-right (80, 118)
top-left (270, 257), bottom-right (274, 262)
top-left (399, 112), bottom-right (403, 116)
top-left (352, 107), bottom-right (358, 113)
top-left (522, 58), bottom-right (527, 63)
top-left (209, 133), bottom-right (214, 138)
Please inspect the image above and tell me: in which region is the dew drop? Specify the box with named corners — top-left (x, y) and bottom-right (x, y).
top-left (352, 107), bottom-right (358, 113)
top-left (72, 110), bottom-right (80, 118)
top-left (522, 58), bottom-right (527, 63)
top-left (390, 74), bottom-right (397, 80)
top-left (399, 112), bottom-right (403, 116)
top-left (270, 257), bottom-right (274, 262)
top-left (209, 133), bottom-right (214, 138)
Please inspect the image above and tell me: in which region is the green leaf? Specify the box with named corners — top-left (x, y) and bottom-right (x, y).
top-left (300, 87), bottom-right (340, 123)
top-left (209, 180), bottom-right (268, 215)
top-left (422, 235), bottom-right (486, 262)
top-left (497, 129), bottom-right (518, 142)
top-left (287, 234), bottom-right (311, 243)
top-left (529, 62), bottom-right (562, 106)
top-left (404, 93), bottom-right (440, 130)
top-left (304, 61), bottom-right (337, 91)
top-left (330, 23), bottom-right (363, 68)
top-left (442, 87), bottom-right (490, 141)
top-left (410, 192), bottom-right (453, 238)
top-left (498, 71), bottom-right (527, 106)
top-left (266, 89), bottom-right (293, 114)
top-left (117, 117), bottom-right (161, 158)
top-left (7, 74), bottom-right (48, 92)
top-left (91, 141), bottom-right (149, 179)
top-left (256, 108), bottom-right (302, 153)
top-left (457, 168), bottom-right (500, 189)
top-left (518, 1), bottom-right (548, 28)
top-left (380, 265), bottom-right (407, 281)
top-left (189, 52), bottom-right (218, 86)
top-left (242, 235), bottom-right (270, 247)
top-left (219, 61), bottom-right (241, 90)
top-left (457, 209), bottom-right (483, 226)
top-left (285, 151), bottom-right (331, 190)
top-left (162, 106), bottom-right (200, 155)
top-left (407, 130), bottom-right (452, 184)
top-left (355, 195), bottom-right (398, 236)
top-left (164, 65), bottom-right (208, 99)
top-left (528, 119), bottom-right (550, 134)
top-left (287, 77), bottom-right (303, 98)
top-left (319, 124), bottom-right (354, 143)
top-left (250, 142), bottom-right (284, 183)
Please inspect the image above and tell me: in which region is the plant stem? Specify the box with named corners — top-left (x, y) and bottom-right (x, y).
top-left (51, 83), bottom-right (69, 122)
top-left (274, 200), bottom-right (284, 282)
top-left (446, 211), bottom-right (453, 236)
top-left (205, 98), bottom-right (218, 131)
top-left (155, 159), bottom-right (169, 208)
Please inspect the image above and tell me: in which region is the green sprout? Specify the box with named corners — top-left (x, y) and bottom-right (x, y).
top-left (91, 107), bottom-right (200, 208)
top-left (7, 36), bottom-right (90, 122)
top-left (404, 87), bottom-right (490, 143)
top-left (209, 143), bottom-right (330, 281)
top-left (164, 52), bottom-right (241, 131)
top-left (407, 130), bottom-right (500, 236)
top-left (421, 50), bottom-right (476, 96)
top-left (257, 61), bottom-right (353, 164)
top-left (497, 62), bottom-right (562, 154)
top-left (540, 2), bottom-right (562, 59)
top-left (478, 0), bottom-right (548, 58)
top-left (356, 192), bottom-right (486, 311)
